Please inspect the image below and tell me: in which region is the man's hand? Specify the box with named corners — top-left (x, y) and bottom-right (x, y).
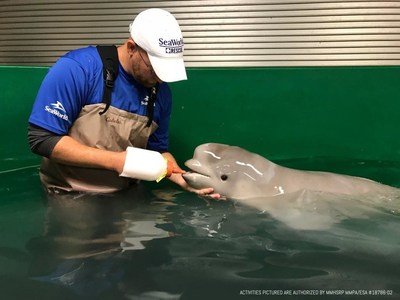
top-left (161, 152), bottom-right (221, 199)
top-left (169, 172), bottom-right (221, 199)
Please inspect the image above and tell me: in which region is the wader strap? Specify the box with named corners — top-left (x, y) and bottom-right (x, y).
top-left (146, 84), bottom-right (158, 127)
top-left (96, 45), bottom-right (119, 115)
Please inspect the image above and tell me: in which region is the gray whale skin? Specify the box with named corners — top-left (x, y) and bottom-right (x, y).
top-left (182, 143), bottom-right (399, 230)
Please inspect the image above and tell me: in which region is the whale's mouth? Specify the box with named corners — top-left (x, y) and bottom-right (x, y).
top-left (184, 159), bottom-right (210, 177)
top-left (182, 159), bottom-right (212, 187)
top-left (182, 171), bottom-right (209, 180)
top-left (181, 171), bottom-right (211, 190)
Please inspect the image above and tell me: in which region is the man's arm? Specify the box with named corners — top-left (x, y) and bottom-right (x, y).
top-left (50, 135), bottom-right (126, 173)
top-left (28, 123), bottom-right (126, 173)
top-left (29, 124), bottom-right (219, 195)
top-left (28, 124), bottom-right (63, 158)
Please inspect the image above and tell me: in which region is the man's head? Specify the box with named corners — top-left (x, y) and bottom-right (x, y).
top-left (129, 8), bottom-right (186, 83)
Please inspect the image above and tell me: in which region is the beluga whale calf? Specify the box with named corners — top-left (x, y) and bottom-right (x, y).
top-left (182, 143), bottom-right (400, 230)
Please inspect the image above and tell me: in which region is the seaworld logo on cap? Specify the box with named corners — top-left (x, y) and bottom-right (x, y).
top-left (159, 38), bottom-right (184, 54)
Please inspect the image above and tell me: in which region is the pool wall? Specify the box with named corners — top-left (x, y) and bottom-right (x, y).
top-left (1, 65), bottom-right (400, 172)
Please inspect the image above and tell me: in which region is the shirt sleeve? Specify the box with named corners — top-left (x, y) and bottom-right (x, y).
top-left (27, 123), bottom-right (63, 158)
top-left (28, 56), bottom-right (88, 135)
top-left (147, 83), bottom-right (172, 152)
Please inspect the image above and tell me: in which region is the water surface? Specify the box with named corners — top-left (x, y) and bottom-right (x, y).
top-left (1, 159), bottom-right (399, 299)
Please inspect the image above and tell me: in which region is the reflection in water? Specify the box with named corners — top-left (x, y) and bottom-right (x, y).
top-left (2, 163), bottom-right (400, 300)
top-left (26, 183), bottom-right (176, 298)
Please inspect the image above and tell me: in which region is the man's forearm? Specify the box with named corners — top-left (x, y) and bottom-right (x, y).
top-left (50, 136), bottom-right (126, 173)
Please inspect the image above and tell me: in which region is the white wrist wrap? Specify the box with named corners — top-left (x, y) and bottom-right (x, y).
top-left (120, 147), bottom-right (167, 181)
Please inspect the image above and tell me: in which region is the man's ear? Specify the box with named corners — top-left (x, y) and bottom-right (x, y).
top-left (127, 39), bottom-right (138, 54)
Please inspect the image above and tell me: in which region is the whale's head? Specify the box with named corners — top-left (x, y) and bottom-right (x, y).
top-left (183, 143), bottom-right (275, 199)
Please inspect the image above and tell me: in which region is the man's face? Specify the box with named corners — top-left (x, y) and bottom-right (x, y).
top-left (131, 45), bottom-right (161, 88)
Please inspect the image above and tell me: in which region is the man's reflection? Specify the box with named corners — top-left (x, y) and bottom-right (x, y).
top-left (27, 183), bottom-right (175, 297)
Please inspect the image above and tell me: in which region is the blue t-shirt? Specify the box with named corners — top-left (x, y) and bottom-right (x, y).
top-left (29, 46), bottom-right (172, 152)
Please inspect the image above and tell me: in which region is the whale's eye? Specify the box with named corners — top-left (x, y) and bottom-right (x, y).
top-left (220, 174), bottom-right (228, 181)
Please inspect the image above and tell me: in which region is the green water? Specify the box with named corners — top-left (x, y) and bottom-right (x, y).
top-left (0, 160), bottom-right (400, 300)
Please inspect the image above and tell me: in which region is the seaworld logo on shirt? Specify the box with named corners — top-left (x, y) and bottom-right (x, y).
top-left (44, 101), bottom-right (69, 121)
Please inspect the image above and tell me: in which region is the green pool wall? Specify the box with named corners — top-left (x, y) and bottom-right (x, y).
top-left (1, 65), bottom-right (400, 172)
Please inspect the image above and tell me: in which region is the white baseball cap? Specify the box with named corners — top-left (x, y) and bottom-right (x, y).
top-left (129, 8), bottom-right (187, 82)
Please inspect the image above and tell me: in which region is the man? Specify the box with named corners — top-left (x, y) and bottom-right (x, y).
top-left (28, 8), bottom-right (219, 198)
